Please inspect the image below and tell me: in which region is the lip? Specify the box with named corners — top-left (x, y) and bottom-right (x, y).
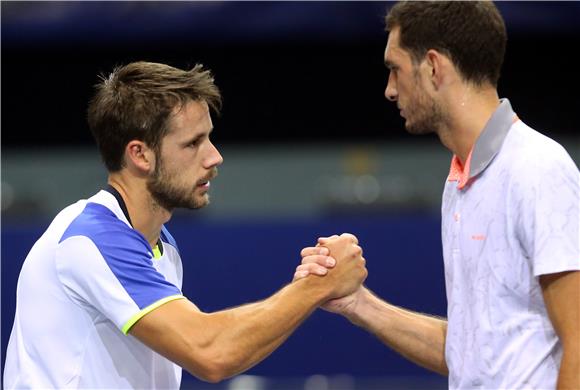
top-left (197, 171), bottom-right (217, 188)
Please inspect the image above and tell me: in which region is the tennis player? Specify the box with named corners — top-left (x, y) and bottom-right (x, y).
top-left (3, 61), bottom-right (367, 389)
top-left (296, 2), bottom-right (579, 389)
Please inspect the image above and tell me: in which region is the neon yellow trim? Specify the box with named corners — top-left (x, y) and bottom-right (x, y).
top-left (122, 295), bottom-right (185, 335)
top-left (152, 245), bottom-right (162, 259)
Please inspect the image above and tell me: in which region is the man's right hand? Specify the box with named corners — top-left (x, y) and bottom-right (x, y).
top-left (296, 235), bottom-right (367, 317)
top-left (297, 233), bottom-right (367, 303)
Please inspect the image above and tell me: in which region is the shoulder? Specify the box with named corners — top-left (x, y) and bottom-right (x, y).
top-left (502, 122), bottom-right (578, 185)
top-left (59, 202), bottom-right (151, 261)
top-left (506, 122), bottom-right (576, 169)
top-left (497, 122), bottom-right (579, 221)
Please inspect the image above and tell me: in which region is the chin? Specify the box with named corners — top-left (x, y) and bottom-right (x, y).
top-left (194, 195), bottom-right (210, 209)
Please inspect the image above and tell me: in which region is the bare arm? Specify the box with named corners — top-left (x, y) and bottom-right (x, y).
top-left (297, 245), bottom-right (448, 375)
top-left (540, 271), bottom-right (580, 390)
top-left (130, 234), bottom-right (367, 383)
top-left (336, 287), bottom-right (448, 375)
top-left (130, 279), bottom-right (325, 383)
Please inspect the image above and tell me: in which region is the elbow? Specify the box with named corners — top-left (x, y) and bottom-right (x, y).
top-left (184, 350), bottom-right (237, 384)
top-left (196, 364), bottom-right (229, 384)
top-left (195, 369), bottom-right (227, 384)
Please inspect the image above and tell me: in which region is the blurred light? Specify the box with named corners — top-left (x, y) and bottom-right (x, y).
top-left (1, 181), bottom-right (15, 211)
top-left (304, 374), bottom-right (329, 390)
top-left (228, 375), bottom-right (267, 390)
top-left (354, 174), bottom-right (381, 204)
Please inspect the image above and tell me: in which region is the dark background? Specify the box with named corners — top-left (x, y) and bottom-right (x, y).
top-left (2, 1), bottom-right (579, 149)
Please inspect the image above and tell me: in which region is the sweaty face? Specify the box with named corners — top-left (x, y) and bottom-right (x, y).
top-left (147, 100), bottom-right (223, 212)
top-left (384, 27), bottom-right (446, 135)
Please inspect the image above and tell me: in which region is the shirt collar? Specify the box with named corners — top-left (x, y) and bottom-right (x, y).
top-left (104, 184), bottom-right (133, 226)
top-left (447, 98), bottom-right (518, 189)
top-left (102, 185), bottom-right (164, 257)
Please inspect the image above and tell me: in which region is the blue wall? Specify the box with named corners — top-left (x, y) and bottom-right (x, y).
top-left (2, 213), bottom-right (447, 386)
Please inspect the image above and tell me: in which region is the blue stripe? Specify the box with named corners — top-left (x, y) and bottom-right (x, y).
top-left (60, 203), bottom-right (181, 309)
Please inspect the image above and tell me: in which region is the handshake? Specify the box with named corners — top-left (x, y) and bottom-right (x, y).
top-left (293, 233), bottom-right (368, 317)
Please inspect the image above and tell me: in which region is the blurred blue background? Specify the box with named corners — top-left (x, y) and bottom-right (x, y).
top-left (2, 2), bottom-right (579, 389)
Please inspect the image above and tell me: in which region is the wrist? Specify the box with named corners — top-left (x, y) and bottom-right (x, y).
top-left (342, 287), bottom-right (373, 326)
top-left (296, 274), bottom-right (334, 305)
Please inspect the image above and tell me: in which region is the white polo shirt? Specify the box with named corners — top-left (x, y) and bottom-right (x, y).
top-left (4, 190), bottom-right (185, 389)
top-left (442, 99), bottom-right (579, 389)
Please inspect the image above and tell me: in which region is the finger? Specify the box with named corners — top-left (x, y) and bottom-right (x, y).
top-left (317, 234), bottom-right (339, 244)
top-left (301, 254), bottom-right (336, 267)
top-left (293, 264), bottom-right (328, 282)
top-left (296, 263), bottom-right (329, 276)
top-left (301, 246), bottom-right (329, 258)
top-left (340, 232), bottom-right (359, 244)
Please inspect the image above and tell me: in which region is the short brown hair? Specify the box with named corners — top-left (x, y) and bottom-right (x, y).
top-left (87, 61), bottom-right (221, 172)
top-left (385, 1), bottom-right (507, 87)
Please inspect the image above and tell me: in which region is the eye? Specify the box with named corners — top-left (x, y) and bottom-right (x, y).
top-left (187, 138), bottom-right (201, 148)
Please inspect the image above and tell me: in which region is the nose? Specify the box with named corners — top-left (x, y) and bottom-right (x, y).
top-left (205, 141), bottom-right (223, 168)
top-left (385, 73), bottom-right (397, 102)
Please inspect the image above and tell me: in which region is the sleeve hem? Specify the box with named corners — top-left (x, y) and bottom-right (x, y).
top-left (534, 263), bottom-right (580, 278)
top-left (121, 294), bottom-right (185, 334)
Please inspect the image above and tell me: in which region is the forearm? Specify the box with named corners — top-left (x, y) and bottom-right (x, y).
top-left (133, 235), bottom-right (366, 382)
top-left (557, 345), bottom-right (580, 390)
top-left (346, 288), bottom-right (448, 375)
top-left (198, 277), bottom-right (327, 379)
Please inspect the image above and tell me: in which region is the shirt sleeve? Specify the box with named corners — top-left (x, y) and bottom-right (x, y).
top-left (55, 232), bottom-right (184, 334)
top-left (516, 145), bottom-right (580, 277)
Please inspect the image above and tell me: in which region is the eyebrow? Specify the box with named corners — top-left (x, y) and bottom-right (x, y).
top-left (182, 127), bottom-right (214, 146)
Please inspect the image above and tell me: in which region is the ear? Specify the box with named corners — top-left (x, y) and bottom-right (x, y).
top-left (424, 49), bottom-right (446, 90)
top-left (124, 140), bottom-right (156, 174)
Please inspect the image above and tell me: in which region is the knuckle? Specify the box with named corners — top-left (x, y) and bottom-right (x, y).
top-left (341, 232), bottom-right (358, 243)
top-left (301, 256), bottom-right (311, 264)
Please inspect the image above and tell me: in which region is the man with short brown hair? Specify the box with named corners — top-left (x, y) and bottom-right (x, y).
top-left (4, 61), bottom-right (368, 389)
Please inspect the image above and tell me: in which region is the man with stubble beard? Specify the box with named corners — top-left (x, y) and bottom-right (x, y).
top-left (4, 61), bottom-right (367, 389)
top-left (296, 2), bottom-right (579, 389)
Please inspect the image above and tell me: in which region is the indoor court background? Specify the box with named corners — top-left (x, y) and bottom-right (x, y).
top-left (2, 2), bottom-right (579, 389)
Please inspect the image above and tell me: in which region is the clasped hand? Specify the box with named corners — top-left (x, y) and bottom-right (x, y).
top-left (294, 233), bottom-right (367, 314)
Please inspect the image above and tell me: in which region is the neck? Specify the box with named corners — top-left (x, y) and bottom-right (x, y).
top-left (437, 84), bottom-right (500, 164)
top-left (107, 173), bottom-right (172, 248)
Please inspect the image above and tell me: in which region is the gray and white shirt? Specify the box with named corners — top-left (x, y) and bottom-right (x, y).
top-left (442, 99), bottom-right (579, 389)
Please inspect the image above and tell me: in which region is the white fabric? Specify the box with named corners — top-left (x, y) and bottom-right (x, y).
top-left (442, 120), bottom-right (580, 389)
top-left (4, 191), bottom-right (184, 389)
